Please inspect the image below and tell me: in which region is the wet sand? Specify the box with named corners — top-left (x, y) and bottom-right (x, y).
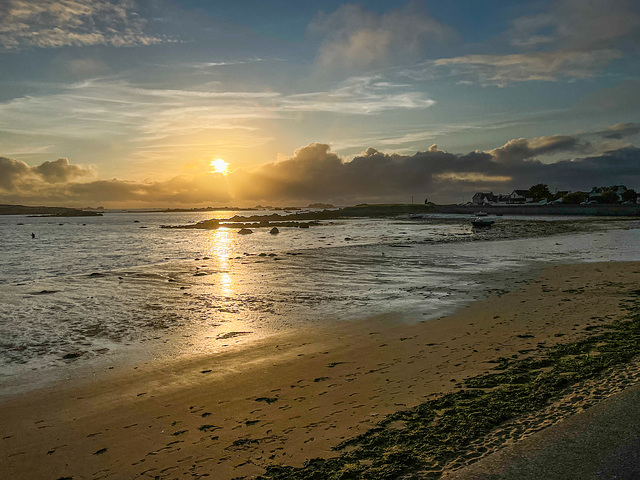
top-left (2, 261), bottom-right (640, 479)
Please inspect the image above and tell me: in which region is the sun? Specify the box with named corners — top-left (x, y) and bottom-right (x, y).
top-left (210, 158), bottom-right (229, 174)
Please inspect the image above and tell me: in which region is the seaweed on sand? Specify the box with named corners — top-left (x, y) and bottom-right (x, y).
top-left (257, 292), bottom-right (640, 480)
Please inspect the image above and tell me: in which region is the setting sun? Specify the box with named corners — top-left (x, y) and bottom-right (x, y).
top-left (210, 158), bottom-right (228, 174)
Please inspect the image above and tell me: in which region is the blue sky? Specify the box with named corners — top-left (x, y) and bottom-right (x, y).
top-left (0, 0), bottom-right (639, 207)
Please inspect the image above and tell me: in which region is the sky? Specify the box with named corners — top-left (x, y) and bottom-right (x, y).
top-left (0, 0), bottom-right (639, 207)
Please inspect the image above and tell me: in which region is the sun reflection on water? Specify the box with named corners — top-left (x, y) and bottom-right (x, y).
top-left (205, 228), bottom-right (236, 297)
top-left (220, 272), bottom-right (233, 297)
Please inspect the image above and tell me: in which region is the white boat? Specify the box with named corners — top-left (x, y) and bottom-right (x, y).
top-left (475, 211), bottom-right (488, 216)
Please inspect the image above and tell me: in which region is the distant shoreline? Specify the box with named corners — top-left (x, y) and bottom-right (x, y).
top-left (0, 204), bottom-right (102, 217)
top-left (434, 203), bottom-right (640, 216)
top-left (3, 202), bottom-right (639, 218)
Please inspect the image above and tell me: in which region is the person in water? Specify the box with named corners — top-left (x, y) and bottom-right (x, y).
top-left (31, 233), bottom-right (35, 239)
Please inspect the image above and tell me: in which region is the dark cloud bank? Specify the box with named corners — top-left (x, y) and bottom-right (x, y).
top-left (1, 125), bottom-right (639, 207)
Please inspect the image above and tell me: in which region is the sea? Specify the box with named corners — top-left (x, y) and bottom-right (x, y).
top-left (1, 210), bottom-right (640, 397)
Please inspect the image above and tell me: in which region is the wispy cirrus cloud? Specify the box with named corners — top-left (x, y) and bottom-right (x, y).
top-left (0, 0), bottom-right (164, 49)
top-left (0, 74), bottom-right (435, 171)
top-left (433, 49), bottom-right (621, 86)
top-left (328, 124), bottom-right (482, 154)
top-left (281, 76), bottom-right (434, 114)
top-left (0, 75), bottom-right (434, 134)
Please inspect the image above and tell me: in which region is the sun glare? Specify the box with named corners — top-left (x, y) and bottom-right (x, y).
top-left (210, 158), bottom-right (229, 174)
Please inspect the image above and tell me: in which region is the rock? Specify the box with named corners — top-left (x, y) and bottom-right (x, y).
top-left (62, 351), bottom-right (84, 360)
top-left (162, 219), bottom-right (220, 229)
top-left (238, 228), bottom-right (253, 235)
top-left (195, 219), bottom-right (220, 229)
top-left (270, 227), bottom-right (280, 234)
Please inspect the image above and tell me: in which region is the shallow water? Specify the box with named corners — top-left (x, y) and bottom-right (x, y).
top-left (1, 211), bottom-right (640, 396)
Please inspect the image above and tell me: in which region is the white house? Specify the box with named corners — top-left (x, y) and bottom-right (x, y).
top-left (508, 190), bottom-right (534, 204)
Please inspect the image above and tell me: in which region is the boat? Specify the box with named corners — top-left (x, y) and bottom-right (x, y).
top-left (471, 216), bottom-right (495, 228)
top-left (475, 211), bottom-right (488, 216)
top-left (409, 213), bottom-right (425, 220)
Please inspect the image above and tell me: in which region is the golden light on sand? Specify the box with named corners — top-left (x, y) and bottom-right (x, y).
top-left (210, 158), bottom-right (229, 174)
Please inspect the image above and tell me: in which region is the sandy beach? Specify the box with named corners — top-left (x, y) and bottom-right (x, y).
top-left (3, 261), bottom-right (640, 479)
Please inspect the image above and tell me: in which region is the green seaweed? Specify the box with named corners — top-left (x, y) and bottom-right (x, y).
top-left (256, 292), bottom-right (640, 480)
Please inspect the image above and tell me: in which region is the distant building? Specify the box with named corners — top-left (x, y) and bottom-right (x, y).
top-left (508, 190), bottom-right (534, 204)
top-left (589, 187), bottom-right (603, 201)
top-left (472, 190), bottom-right (534, 205)
top-left (613, 185), bottom-right (627, 202)
top-left (589, 185), bottom-right (627, 203)
top-left (472, 192), bottom-right (497, 204)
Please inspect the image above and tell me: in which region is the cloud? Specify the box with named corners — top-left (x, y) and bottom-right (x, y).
top-left (489, 134), bottom-right (591, 163)
top-left (600, 123), bottom-right (640, 139)
top-left (34, 157), bottom-right (95, 182)
top-left (434, 49), bottom-right (621, 86)
top-left (0, 0), bottom-right (163, 49)
top-left (234, 139), bottom-right (639, 204)
top-left (0, 158), bottom-right (232, 205)
top-left (309, 2), bottom-right (456, 70)
top-left (432, 0), bottom-right (639, 86)
top-left (2, 124), bottom-right (638, 207)
top-left (0, 156), bottom-right (94, 189)
top-left (510, 0), bottom-right (640, 52)
top-left (0, 157), bottom-right (32, 189)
